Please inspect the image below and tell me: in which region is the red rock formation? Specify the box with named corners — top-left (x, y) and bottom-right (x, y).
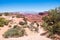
top-left (24, 12), bottom-right (48, 22)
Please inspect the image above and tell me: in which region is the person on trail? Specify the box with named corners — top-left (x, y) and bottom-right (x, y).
top-left (23, 17), bottom-right (27, 25)
top-left (29, 21), bottom-right (39, 32)
top-left (33, 21), bottom-right (39, 32)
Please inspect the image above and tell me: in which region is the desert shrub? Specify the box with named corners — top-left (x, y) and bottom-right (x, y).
top-left (41, 22), bottom-right (48, 30)
top-left (19, 21), bottom-right (27, 25)
top-left (19, 17), bottom-right (27, 25)
top-left (0, 18), bottom-right (9, 27)
top-left (19, 22), bottom-right (25, 25)
top-left (0, 22), bottom-right (4, 27)
top-left (42, 7), bottom-right (60, 39)
top-left (3, 29), bottom-right (19, 38)
top-left (3, 25), bottom-right (25, 38)
top-left (19, 21), bottom-right (28, 28)
top-left (18, 29), bottom-right (25, 37)
top-left (22, 25), bottom-right (28, 28)
top-left (4, 20), bottom-right (9, 25)
top-left (13, 25), bottom-right (18, 28)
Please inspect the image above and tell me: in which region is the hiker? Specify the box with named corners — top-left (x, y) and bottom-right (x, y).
top-left (29, 21), bottom-right (39, 32)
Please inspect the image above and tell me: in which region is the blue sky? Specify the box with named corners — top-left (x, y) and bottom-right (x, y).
top-left (0, 0), bottom-right (60, 12)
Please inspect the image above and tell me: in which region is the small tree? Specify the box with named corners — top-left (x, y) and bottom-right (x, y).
top-left (41, 7), bottom-right (60, 39)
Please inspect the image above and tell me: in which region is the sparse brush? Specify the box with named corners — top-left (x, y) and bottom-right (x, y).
top-left (41, 7), bottom-right (60, 39)
top-left (0, 18), bottom-right (9, 27)
top-left (3, 26), bottom-right (26, 38)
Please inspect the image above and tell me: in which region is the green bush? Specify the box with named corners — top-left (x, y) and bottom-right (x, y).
top-left (19, 22), bottom-right (25, 25)
top-left (42, 7), bottom-right (60, 39)
top-left (0, 23), bottom-right (4, 27)
top-left (0, 18), bottom-right (9, 27)
top-left (19, 21), bottom-right (27, 25)
top-left (3, 29), bottom-right (19, 38)
top-left (3, 26), bottom-right (25, 38)
top-left (13, 25), bottom-right (18, 28)
top-left (22, 25), bottom-right (28, 28)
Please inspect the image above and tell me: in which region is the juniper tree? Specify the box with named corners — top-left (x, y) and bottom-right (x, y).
top-left (41, 7), bottom-right (60, 39)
